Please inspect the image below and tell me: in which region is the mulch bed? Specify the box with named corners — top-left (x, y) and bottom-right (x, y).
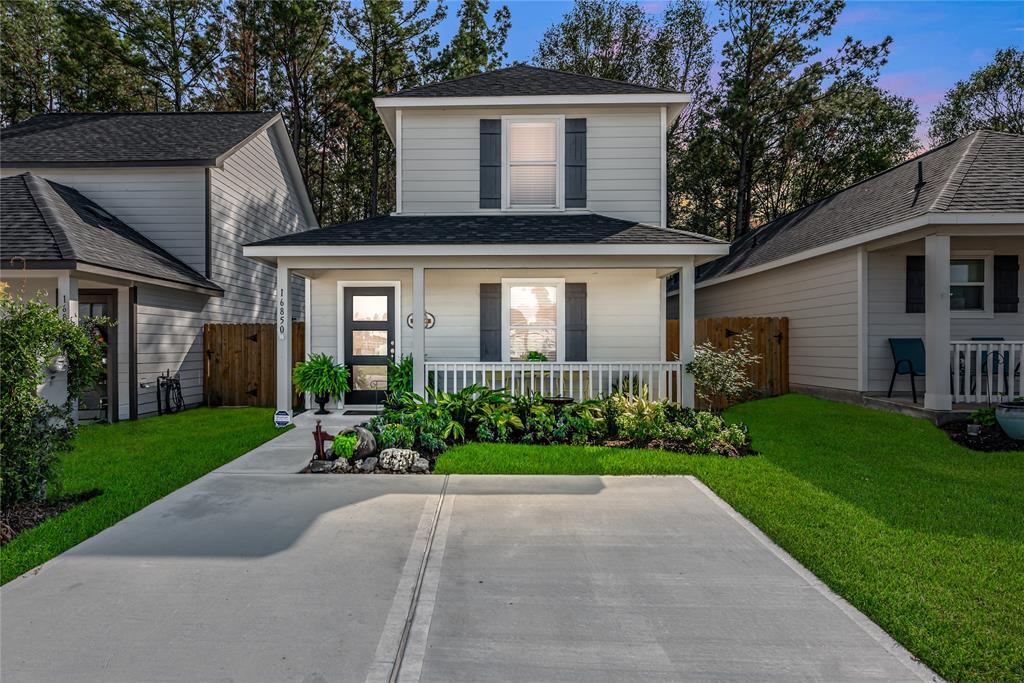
top-left (942, 421), bottom-right (1024, 452)
top-left (0, 489), bottom-right (102, 545)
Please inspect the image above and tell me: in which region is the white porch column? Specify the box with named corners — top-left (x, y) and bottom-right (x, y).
top-left (412, 265), bottom-right (426, 397)
top-left (678, 262), bottom-right (696, 408)
top-left (275, 263), bottom-right (292, 415)
top-left (924, 235), bottom-right (952, 411)
top-left (56, 273), bottom-right (79, 421)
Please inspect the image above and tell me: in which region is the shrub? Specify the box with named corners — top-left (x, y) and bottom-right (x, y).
top-left (608, 394), bottom-right (668, 442)
top-left (377, 423), bottom-right (415, 450)
top-left (686, 331), bottom-right (759, 407)
top-left (970, 407), bottom-right (997, 428)
top-left (292, 353), bottom-right (349, 400)
top-left (385, 355), bottom-right (414, 405)
top-left (665, 411), bottom-right (750, 457)
top-left (331, 433), bottom-right (358, 460)
top-left (560, 401), bottom-right (605, 445)
top-left (0, 289), bottom-right (107, 510)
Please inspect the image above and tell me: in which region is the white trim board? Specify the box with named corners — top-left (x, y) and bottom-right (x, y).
top-left (336, 280), bottom-right (402, 409)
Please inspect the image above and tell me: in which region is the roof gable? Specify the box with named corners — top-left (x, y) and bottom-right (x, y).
top-left (0, 112), bottom-right (278, 167)
top-left (0, 173), bottom-right (221, 293)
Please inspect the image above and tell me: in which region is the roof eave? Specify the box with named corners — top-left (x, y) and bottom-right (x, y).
top-left (373, 92), bottom-right (693, 143)
top-left (0, 259), bottom-right (224, 296)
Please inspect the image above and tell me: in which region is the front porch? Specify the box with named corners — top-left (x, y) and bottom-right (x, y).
top-left (271, 256), bottom-right (706, 414)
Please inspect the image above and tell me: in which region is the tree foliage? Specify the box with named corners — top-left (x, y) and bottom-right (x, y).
top-left (0, 287), bottom-right (108, 510)
top-left (433, 0), bottom-right (510, 81)
top-left (929, 47), bottom-right (1024, 145)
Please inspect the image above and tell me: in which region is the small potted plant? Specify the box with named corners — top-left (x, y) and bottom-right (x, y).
top-left (293, 353), bottom-right (350, 414)
top-left (995, 397), bottom-right (1024, 440)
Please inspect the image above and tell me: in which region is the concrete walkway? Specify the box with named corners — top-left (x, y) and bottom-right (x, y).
top-left (1, 425), bottom-right (939, 682)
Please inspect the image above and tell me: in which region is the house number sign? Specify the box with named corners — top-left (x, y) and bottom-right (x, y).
top-left (277, 287), bottom-right (287, 340)
top-left (406, 312), bottom-right (436, 329)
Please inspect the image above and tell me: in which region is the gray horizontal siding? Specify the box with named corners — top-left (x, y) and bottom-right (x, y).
top-left (696, 248), bottom-right (860, 391)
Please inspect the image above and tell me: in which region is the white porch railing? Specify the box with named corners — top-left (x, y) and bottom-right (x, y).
top-left (950, 341), bottom-right (1023, 404)
top-left (423, 361), bottom-right (684, 402)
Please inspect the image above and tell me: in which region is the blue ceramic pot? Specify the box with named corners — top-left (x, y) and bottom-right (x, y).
top-left (995, 403), bottom-right (1024, 440)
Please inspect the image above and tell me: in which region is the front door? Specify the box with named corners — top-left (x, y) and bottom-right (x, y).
top-left (344, 287), bottom-right (395, 405)
top-left (78, 290), bottom-right (118, 422)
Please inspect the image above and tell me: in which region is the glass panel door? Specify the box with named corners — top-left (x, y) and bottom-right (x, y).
top-left (78, 291), bottom-right (117, 422)
top-left (343, 287), bottom-right (395, 405)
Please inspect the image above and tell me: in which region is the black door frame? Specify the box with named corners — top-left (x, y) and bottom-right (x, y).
top-left (343, 286), bottom-right (396, 405)
top-left (79, 289), bottom-right (118, 423)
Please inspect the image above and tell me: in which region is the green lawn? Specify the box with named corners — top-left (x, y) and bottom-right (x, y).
top-left (436, 394), bottom-right (1024, 683)
top-left (1, 407), bottom-right (283, 585)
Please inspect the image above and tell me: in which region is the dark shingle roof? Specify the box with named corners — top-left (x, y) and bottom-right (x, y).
top-left (0, 112), bottom-right (278, 166)
top-left (248, 213), bottom-right (722, 247)
top-left (1, 173), bottom-right (221, 292)
top-left (698, 130), bottom-right (1024, 281)
top-left (382, 64), bottom-right (682, 98)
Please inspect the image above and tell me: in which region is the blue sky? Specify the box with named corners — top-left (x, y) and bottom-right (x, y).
top-left (433, 1), bottom-right (1024, 144)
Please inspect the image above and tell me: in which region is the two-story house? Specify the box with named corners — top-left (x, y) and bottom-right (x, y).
top-left (243, 65), bottom-right (728, 417)
top-left (0, 112), bottom-right (315, 420)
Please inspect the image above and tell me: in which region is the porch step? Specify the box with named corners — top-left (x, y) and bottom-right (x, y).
top-left (861, 394), bottom-right (973, 426)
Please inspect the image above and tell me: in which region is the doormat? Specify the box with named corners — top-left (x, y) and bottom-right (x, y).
top-left (343, 409), bottom-right (381, 415)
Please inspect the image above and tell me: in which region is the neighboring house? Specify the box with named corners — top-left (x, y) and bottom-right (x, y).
top-left (1, 112), bottom-right (316, 420)
top-left (243, 65), bottom-right (728, 415)
top-left (695, 130), bottom-right (1023, 413)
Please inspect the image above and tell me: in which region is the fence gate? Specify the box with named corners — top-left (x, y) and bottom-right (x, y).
top-left (667, 317), bottom-right (789, 408)
top-left (203, 322), bottom-right (305, 408)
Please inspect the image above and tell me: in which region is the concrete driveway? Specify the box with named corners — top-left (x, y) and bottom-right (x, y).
top-left (1, 423), bottom-right (938, 682)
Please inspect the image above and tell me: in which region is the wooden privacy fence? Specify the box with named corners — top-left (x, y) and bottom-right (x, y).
top-left (204, 322), bottom-right (304, 408)
top-left (667, 316), bottom-right (789, 408)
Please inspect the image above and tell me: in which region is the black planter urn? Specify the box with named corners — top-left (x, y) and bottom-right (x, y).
top-left (314, 395), bottom-right (331, 415)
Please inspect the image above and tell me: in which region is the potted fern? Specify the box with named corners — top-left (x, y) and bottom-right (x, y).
top-left (293, 353), bottom-right (350, 414)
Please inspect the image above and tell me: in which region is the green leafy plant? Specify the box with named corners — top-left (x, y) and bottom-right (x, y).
top-left (686, 331), bottom-right (760, 408)
top-left (331, 433), bottom-right (358, 460)
top-left (0, 288), bottom-right (108, 510)
top-left (970, 407), bottom-right (997, 428)
top-left (385, 354), bottom-right (414, 405)
top-left (377, 423), bottom-right (415, 450)
top-left (292, 353), bottom-right (350, 400)
top-left (664, 411), bottom-right (750, 457)
top-left (607, 394), bottom-right (668, 442)
top-left (525, 350), bottom-right (549, 362)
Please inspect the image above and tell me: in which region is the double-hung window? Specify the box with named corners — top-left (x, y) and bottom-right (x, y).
top-left (504, 117), bottom-right (563, 210)
top-left (502, 278), bottom-right (565, 361)
top-left (950, 252), bottom-right (993, 316)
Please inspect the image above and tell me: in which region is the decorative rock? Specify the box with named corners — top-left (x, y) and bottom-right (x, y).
top-left (379, 448), bottom-right (418, 472)
top-left (308, 459), bottom-right (334, 473)
top-left (339, 426), bottom-right (377, 459)
top-left (334, 459), bottom-right (352, 473)
top-left (358, 456), bottom-right (378, 473)
top-left (410, 457), bottom-right (430, 473)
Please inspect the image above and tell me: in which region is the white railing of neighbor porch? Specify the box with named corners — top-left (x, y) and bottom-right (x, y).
top-left (423, 361), bottom-right (684, 402)
top-left (950, 341), bottom-right (1023, 404)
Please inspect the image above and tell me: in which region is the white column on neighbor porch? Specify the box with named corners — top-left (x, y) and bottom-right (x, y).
top-left (56, 273), bottom-right (80, 421)
top-left (924, 234), bottom-right (952, 411)
top-left (678, 262), bottom-right (696, 408)
top-left (412, 265), bottom-right (426, 397)
top-left (275, 262), bottom-right (292, 415)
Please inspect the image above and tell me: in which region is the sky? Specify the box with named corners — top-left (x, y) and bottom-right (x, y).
top-left (432, 0), bottom-right (1024, 145)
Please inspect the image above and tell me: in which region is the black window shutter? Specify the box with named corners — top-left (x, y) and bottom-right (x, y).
top-left (565, 119), bottom-right (587, 208)
top-left (994, 255), bottom-right (1020, 313)
top-left (906, 255), bottom-right (925, 313)
top-left (480, 120), bottom-right (501, 209)
top-left (565, 283), bottom-right (587, 361)
top-left (480, 283), bottom-right (502, 361)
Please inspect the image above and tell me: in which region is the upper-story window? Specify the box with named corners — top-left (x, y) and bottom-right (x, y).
top-left (504, 117), bottom-right (563, 210)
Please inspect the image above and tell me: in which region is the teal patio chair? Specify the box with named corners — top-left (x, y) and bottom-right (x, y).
top-left (888, 338), bottom-right (926, 403)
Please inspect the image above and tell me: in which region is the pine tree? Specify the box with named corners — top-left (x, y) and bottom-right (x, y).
top-left (433, 0), bottom-right (511, 81)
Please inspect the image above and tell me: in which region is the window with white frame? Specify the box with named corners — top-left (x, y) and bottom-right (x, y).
top-left (505, 118), bottom-right (561, 209)
top-left (950, 254), bottom-right (992, 314)
top-left (503, 279), bottom-right (564, 361)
